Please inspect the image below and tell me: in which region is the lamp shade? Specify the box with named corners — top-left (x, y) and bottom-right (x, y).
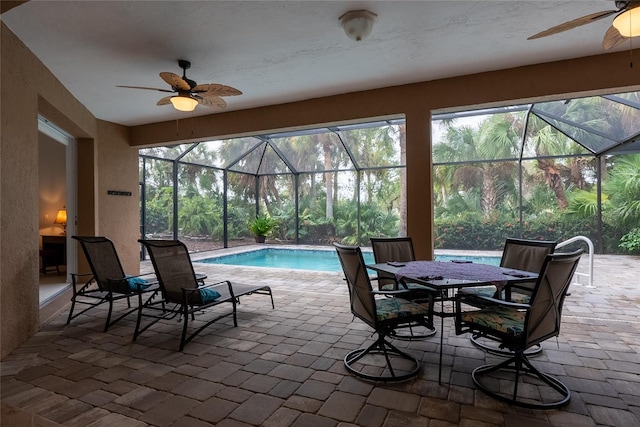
top-left (170, 95), bottom-right (199, 112)
top-left (613, 7), bottom-right (640, 38)
top-left (54, 208), bottom-right (67, 225)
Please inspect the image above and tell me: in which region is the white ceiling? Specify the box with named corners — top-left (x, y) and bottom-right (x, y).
top-left (1, 1), bottom-right (630, 127)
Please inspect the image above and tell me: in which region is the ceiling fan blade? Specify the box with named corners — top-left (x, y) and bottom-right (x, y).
top-left (528, 9), bottom-right (617, 40)
top-left (195, 94), bottom-right (227, 109)
top-left (159, 72), bottom-right (191, 91)
top-left (157, 96), bottom-right (173, 106)
top-left (602, 25), bottom-right (628, 50)
top-left (116, 85), bottom-right (174, 93)
top-left (193, 83), bottom-right (243, 96)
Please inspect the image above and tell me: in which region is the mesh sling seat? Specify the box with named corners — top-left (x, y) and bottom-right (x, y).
top-left (458, 238), bottom-right (557, 355)
top-left (370, 237), bottom-right (436, 339)
top-left (138, 239), bottom-right (274, 351)
top-left (68, 236), bottom-right (160, 332)
top-left (454, 249), bottom-right (582, 409)
top-left (334, 243), bottom-right (433, 382)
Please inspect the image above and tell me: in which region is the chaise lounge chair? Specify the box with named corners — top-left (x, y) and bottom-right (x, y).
top-left (68, 236), bottom-right (160, 332)
top-left (137, 239), bottom-right (274, 351)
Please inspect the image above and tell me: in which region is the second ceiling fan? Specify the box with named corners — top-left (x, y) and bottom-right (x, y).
top-left (528, 1), bottom-right (640, 49)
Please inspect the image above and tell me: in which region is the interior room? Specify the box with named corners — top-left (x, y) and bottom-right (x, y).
top-left (38, 131), bottom-right (69, 305)
top-left (1, 1), bottom-right (639, 426)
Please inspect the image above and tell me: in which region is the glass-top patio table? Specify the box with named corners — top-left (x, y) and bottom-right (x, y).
top-left (366, 260), bottom-right (538, 383)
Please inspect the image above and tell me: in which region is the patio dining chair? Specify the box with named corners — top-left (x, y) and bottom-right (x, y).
top-left (137, 239), bottom-right (274, 351)
top-left (334, 243), bottom-right (433, 382)
top-left (458, 237), bottom-right (557, 355)
top-left (370, 237), bottom-right (436, 339)
top-left (68, 236), bottom-right (160, 332)
top-left (454, 249), bottom-right (582, 409)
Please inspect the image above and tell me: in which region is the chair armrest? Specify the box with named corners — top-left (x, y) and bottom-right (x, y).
top-left (105, 277), bottom-right (135, 294)
top-left (182, 280), bottom-right (233, 294)
top-left (372, 289), bottom-right (412, 297)
top-left (194, 280), bottom-right (232, 290)
top-left (70, 273), bottom-right (94, 292)
top-left (504, 282), bottom-right (535, 292)
top-left (71, 272), bottom-right (93, 278)
top-left (127, 272), bottom-right (156, 280)
top-left (456, 292), bottom-right (530, 310)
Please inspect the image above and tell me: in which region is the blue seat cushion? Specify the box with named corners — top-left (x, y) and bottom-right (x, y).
top-left (126, 276), bottom-right (150, 291)
top-left (200, 288), bottom-right (222, 304)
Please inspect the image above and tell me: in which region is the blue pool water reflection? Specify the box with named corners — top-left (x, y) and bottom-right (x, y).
top-left (197, 248), bottom-right (500, 272)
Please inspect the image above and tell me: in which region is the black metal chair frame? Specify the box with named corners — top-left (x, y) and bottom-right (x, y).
top-left (67, 236), bottom-right (160, 332)
top-left (335, 243), bottom-right (433, 382)
top-left (370, 237), bottom-right (436, 339)
top-left (463, 238), bottom-right (557, 356)
top-left (137, 239), bottom-right (274, 351)
top-left (455, 249), bottom-right (582, 409)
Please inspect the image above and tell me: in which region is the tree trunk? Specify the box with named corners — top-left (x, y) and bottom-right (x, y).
top-left (481, 166), bottom-right (498, 215)
top-left (537, 159), bottom-right (568, 210)
top-left (310, 173), bottom-right (316, 209)
top-left (320, 135), bottom-right (334, 219)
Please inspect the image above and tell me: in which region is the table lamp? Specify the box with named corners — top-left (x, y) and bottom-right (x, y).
top-left (54, 207), bottom-right (67, 235)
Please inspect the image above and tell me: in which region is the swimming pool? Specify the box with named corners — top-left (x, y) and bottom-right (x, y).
top-left (196, 248), bottom-right (500, 272)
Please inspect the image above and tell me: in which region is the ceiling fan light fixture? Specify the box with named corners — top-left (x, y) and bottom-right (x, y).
top-left (612, 7), bottom-right (640, 37)
top-left (170, 95), bottom-right (198, 112)
top-left (339, 10), bottom-right (377, 42)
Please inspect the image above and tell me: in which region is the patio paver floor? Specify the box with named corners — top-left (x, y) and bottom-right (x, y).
top-left (2, 250), bottom-right (639, 426)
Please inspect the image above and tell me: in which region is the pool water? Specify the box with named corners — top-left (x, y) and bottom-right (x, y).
top-left (436, 254), bottom-right (500, 265)
top-left (197, 248), bottom-right (500, 272)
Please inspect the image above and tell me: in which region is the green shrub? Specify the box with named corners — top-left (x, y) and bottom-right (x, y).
top-left (248, 213), bottom-right (278, 236)
top-left (434, 213), bottom-right (601, 251)
top-left (619, 228), bottom-right (640, 254)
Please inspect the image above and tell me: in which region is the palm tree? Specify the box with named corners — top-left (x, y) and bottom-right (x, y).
top-left (603, 154), bottom-right (640, 227)
top-left (434, 114), bottom-right (522, 216)
top-left (526, 121), bottom-right (573, 209)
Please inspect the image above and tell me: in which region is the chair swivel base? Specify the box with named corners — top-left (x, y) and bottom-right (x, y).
top-left (470, 334), bottom-right (542, 357)
top-left (390, 321), bottom-right (437, 340)
top-left (344, 337), bottom-right (421, 382)
top-left (471, 354), bottom-right (570, 410)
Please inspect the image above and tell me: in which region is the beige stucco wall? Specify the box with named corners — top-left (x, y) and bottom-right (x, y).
top-left (1, 23), bottom-right (141, 358)
top-left (95, 120), bottom-right (141, 271)
top-left (1, 22), bottom-right (41, 359)
top-left (2, 18), bottom-right (639, 358)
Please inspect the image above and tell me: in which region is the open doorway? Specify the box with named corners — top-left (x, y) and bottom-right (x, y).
top-left (38, 116), bottom-right (76, 306)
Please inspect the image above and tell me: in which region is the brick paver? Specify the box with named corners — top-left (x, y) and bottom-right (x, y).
top-left (2, 251), bottom-right (639, 426)
top-left (318, 391), bottom-right (366, 422)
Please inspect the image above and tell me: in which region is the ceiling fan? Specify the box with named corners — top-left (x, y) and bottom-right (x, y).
top-left (117, 59), bottom-right (242, 112)
top-left (528, 1), bottom-right (640, 50)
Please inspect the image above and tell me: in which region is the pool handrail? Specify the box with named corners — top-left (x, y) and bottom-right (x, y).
top-left (557, 235), bottom-right (593, 288)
